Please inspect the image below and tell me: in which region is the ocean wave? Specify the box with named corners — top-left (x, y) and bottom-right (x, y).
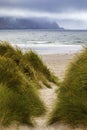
top-left (11, 44), bottom-right (83, 54)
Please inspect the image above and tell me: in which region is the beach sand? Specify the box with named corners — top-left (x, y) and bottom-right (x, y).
top-left (41, 53), bottom-right (75, 79)
top-left (4, 53), bottom-right (84, 130)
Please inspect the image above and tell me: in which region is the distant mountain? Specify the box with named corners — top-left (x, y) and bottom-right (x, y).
top-left (0, 17), bottom-right (64, 30)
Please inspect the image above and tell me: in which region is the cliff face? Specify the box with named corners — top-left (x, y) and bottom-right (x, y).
top-left (0, 17), bottom-right (64, 30)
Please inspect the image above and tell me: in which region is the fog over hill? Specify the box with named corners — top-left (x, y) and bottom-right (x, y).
top-left (0, 17), bottom-right (64, 30)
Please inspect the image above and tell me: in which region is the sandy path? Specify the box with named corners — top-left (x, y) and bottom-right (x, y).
top-left (4, 53), bottom-right (84, 130)
top-left (27, 53), bottom-right (75, 130)
top-left (32, 85), bottom-right (57, 130)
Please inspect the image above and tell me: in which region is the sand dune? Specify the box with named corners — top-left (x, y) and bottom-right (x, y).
top-left (4, 53), bottom-right (84, 130)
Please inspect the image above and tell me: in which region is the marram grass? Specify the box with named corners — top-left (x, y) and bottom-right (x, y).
top-left (24, 50), bottom-right (59, 87)
top-left (49, 47), bottom-right (87, 128)
top-left (0, 56), bottom-right (46, 127)
top-left (0, 41), bottom-right (59, 88)
top-left (0, 41), bottom-right (59, 127)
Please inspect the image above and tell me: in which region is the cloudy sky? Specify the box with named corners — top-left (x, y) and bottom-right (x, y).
top-left (0, 0), bottom-right (87, 29)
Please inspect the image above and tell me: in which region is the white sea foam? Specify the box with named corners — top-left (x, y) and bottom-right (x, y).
top-left (12, 43), bottom-right (82, 54)
top-left (0, 30), bottom-right (86, 54)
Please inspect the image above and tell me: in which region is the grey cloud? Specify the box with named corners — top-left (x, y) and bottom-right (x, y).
top-left (0, 0), bottom-right (87, 29)
top-left (0, 0), bottom-right (87, 13)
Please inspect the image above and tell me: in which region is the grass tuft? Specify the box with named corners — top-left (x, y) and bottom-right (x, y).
top-left (24, 51), bottom-right (59, 87)
top-left (0, 56), bottom-right (46, 127)
top-left (0, 42), bottom-right (59, 88)
top-left (49, 47), bottom-right (87, 128)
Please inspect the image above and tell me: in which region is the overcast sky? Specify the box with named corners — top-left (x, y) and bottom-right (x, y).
top-left (0, 0), bottom-right (87, 29)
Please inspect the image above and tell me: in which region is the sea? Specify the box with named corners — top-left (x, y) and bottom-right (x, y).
top-left (0, 29), bottom-right (87, 54)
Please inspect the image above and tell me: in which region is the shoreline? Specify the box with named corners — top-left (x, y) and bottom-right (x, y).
top-left (12, 44), bottom-right (83, 55)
